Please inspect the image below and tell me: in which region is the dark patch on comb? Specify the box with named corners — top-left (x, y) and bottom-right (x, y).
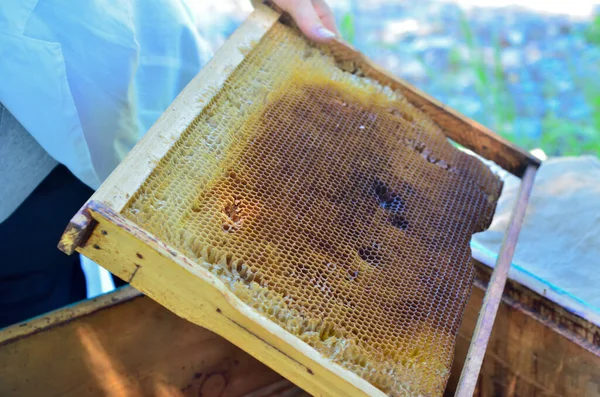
top-left (373, 178), bottom-right (406, 213)
top-left (389, 214), bottom-right (409, 230)
top-left (358, 242), bottom-right (383, 267)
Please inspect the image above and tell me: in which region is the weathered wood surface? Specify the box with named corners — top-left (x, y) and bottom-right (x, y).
top-left (447, 262), bottom-right (600, 397)
top-left (2, 260), bottom-right (598, 397)
top-left (0, 286), bottom-right (295, 397)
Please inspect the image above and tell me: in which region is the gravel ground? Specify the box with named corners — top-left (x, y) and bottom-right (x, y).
top-left (189, 0), bottom-right (600, 155)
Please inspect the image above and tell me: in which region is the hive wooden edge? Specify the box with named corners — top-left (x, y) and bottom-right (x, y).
top-left (0, 284), bottom-right (303, 397)
top-left (69, 199), bottom-right (388, 397)
top-left (447, 260), bottom-right (600, 397)
top-left (4, 259), bottom-right (598, 397)
top-left (471, 261), bottom-right (600, 357)
top-left (0, 285), bottom-right (141, 346)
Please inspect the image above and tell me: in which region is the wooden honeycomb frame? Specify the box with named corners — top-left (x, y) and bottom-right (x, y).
top-left (58, 3), bottom-right (540, 396)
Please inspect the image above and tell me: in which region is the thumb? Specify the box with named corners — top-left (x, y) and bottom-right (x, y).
top-left (274, 0), bottom-right (337, 43)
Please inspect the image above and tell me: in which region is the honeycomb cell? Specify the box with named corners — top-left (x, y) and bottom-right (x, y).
top-left (123, 22), bottom-right (502, 397)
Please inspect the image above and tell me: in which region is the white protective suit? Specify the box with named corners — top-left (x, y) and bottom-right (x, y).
top-left (0, 0), bottom-right (214, 296)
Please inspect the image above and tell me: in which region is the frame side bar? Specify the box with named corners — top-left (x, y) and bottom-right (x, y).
top-left (455, 164), bottom-right (538, 396)
top-left (320, 37), bottom-right (541, 178)
top-left (57, 210), bottom-right (96, 255)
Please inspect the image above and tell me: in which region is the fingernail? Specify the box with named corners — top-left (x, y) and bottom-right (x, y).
top-left (315, 26), bottom-right (336, 39)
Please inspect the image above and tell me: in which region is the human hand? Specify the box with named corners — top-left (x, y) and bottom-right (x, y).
top-left (269, 0), bottom-right (338, 43)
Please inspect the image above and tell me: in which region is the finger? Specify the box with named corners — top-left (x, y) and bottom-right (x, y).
top-left (274, 0), bottom-right (337, 43)
top-left (313, 0), bottom-right (339, 35)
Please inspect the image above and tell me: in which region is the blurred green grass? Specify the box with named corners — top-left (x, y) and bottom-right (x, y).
top-left (456, 9), bottom-right (600, 158)
top-left (584, 14), bottom-right (600, 45)
top-left (339, 8), bottom-right (600, 158)
top-left (339, 12), bottom-right (356, 45)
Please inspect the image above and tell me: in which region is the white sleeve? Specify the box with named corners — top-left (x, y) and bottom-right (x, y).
top-left (0, 0), bottom-right (214, 190)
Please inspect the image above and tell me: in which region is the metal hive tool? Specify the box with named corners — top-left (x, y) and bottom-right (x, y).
top-left (59, 3), bottom-right (540, 396)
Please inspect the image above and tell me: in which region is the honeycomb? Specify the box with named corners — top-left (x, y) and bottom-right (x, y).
top-left (123, 21), bottom-right (503, 397)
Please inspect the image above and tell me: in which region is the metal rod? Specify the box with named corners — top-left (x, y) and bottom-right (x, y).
top-left (455, 164), bottom-right (538, 397)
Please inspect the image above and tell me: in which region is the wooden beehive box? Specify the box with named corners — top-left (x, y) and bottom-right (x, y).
top-left (3, 260), bottom-right (600, 397)
top-left (58, 2), bottom-right (540, 396)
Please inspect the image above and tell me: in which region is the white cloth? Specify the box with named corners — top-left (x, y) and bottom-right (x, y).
top-left (81, 256), bottom-right (118, 297)
top-left (0, 0), bottom-right (214, 298)
top-left (471, 156), bottom-right (600, 326)
top-left (0, 0), bottom-right (213, 190)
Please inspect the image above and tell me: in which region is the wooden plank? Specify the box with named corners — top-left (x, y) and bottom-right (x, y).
top-left (0, 286), bottom-right (140, 345)
top-left (455, 165), bottom-right (537, 397)
top-left (58, 5), bottom-right (281, 255)
top-left (57, 211), bottom-right (96, 257)
top-left (446, 262), bottom-right (600, 397)
top-left (243, 380), bottom-right (310, 397)
top-left (0, 286), bottom-right (284, 397)
top-left (472, 263), bottom-right (600, 350)
top-left (73, 200), bottom-right (385, 397)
